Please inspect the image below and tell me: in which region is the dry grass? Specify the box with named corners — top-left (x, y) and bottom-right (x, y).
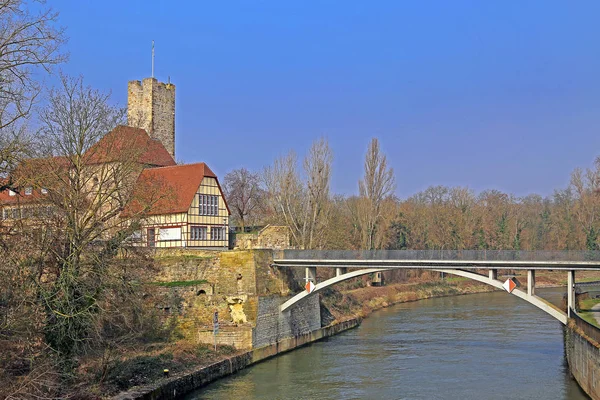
top-left (77, 341), bottom-right (241, 396)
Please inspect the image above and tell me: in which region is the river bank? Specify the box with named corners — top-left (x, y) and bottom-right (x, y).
top-left (321, 269), bottom-right (591, 321)
top-left (110, 270), bottom-right (600, 399)
top-left (112, 318), bottom-right (361, 400)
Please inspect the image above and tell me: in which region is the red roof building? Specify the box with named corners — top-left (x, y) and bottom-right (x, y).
top-left (0, 126), bottom-right (230, 249)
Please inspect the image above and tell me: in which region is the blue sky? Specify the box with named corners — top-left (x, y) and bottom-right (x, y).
top-left (53, 1), bottom-right (600, 198)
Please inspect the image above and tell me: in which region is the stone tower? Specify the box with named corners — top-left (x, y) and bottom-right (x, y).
top-left (127, 77), bottom-right (176, 158)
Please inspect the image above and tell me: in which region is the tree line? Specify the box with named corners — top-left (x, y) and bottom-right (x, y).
top-left (225, 142), bottom-right (600, 252)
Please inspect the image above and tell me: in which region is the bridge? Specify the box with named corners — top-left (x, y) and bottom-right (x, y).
top-left (272, 250), bottom-right (600, 324)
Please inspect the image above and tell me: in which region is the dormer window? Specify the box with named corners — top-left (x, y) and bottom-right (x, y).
top-left (8, 190), bottom-right (15, 196)
top-left (24, 187), bottom-right (32, 195)
top-left (41, 188), bottom-right (48, 195)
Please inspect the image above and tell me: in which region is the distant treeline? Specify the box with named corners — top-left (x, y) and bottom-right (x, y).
top-left (225, 141), bottom-right (600, 252)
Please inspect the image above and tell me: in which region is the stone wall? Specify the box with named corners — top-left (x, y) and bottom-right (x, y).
top-left (197, 326), bottom-right (253, 349)
top-left (565, 320), bottom-right (600, 399)
top-left (252, 294), bottom-right (321, 349)
top-left (127, 77), bottom-right (176, 158)
top-left (235, 225), bottom-right (291, 250)
top-left (153, 249), bottom-right (316, 350)
top-left (153, 253), bottom-right (218, 283)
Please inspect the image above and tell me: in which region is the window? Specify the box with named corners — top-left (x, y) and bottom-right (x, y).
top-left (198, 194), bottom-right (219, 216)
top-left (211, 227), bottom-right (224, 241)
top-left (1, 209), bottom-right (7, 220)
top-left (158, 227), bottom-right (181, 241)
top-left (190, 226), bottom-right (207, 240)
top-left (24, 187), bottom-right (32, 195)
top-left (11, 208), bottom-right (20, 219)
top-left (41, 188), bottom-right (48, 194)
top-left (8, 190), bottom-right (15, 196)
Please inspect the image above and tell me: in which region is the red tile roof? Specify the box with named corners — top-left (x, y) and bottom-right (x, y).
top-left (84, 125), bottom-right (176, 167)
top-left (121, 162), bottom-right (231, 217)
top-left (0, 156), bottom-right (69, 205)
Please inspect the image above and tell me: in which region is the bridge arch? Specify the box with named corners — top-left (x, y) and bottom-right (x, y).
top-left (280, 267), bottom-right (567, 324)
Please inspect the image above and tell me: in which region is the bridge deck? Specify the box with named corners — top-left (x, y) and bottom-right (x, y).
top-left (273, 250), bottom-right (600, 270)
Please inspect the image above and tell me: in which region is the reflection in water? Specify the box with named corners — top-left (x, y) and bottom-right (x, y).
top-left (186, 288), bottom-right (589, 400)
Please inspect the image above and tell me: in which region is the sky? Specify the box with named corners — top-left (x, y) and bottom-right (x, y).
top-left (52, 0), bottom-right (600, 199)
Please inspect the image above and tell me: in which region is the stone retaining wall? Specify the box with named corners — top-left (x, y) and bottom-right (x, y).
top-left (565, 321), bottom-right (600, 399)
top-left (252, 295), bottom-right (321, 349)
top-left (113, 318), bottom-right (361, 400)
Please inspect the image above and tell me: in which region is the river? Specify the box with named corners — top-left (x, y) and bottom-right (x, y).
top-left (186, 288), bottom-right (589, 399)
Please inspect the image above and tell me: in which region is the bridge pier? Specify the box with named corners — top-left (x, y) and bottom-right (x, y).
top-left (489, 269), bottom-right (498, 280)
top-left (305, 267), bottom-right (317, 284)
top-left (568, 270), bottom-right (576, 317)
top-left (527, 270), bottom-right (536, 296)
top-left (335, 267), bottom-right (347, 277)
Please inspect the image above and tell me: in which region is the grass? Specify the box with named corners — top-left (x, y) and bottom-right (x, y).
top-left (155, 254), bottom-right (216, 261)
top-left (444, 276), bottom-right (468, 283)
top-left (574, 276), bottom-right (600, 283)
top-left (578, 297), bottom-right (600, 327)
top-left (151, 280), bottom-right (208, 287)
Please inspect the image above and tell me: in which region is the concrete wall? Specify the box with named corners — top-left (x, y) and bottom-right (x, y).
top-left (564, 322), bottom-right (600, 399)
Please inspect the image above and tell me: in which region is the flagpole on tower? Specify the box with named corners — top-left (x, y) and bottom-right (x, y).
top-left (151, 40), bottom-right (155, 78)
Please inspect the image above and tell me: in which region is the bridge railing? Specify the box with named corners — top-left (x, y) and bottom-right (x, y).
top-left (281, 250), bottom-right (600, 262)
top-left (571, 309), bottom-right (600, 344)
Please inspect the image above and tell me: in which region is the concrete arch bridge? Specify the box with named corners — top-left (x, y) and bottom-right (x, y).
top-left (272, 250), bottom-right (600, 325)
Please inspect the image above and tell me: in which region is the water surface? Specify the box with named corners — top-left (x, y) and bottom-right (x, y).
top-left (187, 288), bottom-right (588, 400)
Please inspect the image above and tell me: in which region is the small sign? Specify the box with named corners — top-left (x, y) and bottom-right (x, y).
top-left (503, 278), bottom-right (517, 293)
top-left (305, 281), bottom-right (315, 293)
top-left (213, 311), bottom-right (219, 335)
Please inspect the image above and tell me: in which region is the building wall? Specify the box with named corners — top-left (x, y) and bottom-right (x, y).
top-left (138, 176), bottom-right (229, 248)
top-left (127, 78), bottom-right (176, 158)
top-left (186, 176), bottom-right (229, 248)
top-left (141, 213), bottom-right (188, 248)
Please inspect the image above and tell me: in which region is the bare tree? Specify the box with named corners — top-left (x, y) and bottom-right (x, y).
top-left (570, 157), bottom-right (600, 250)
top-left (223, 168), bottom-right (264, 231)
top-left (0, 76), bottom-right (171, 387)
top-left (263, 138), bottom-right (333, 249)
top-left (356, 138), bottom-right (395, 249)
top-left (263, 151), bottom-right (304, 246)
top-left (0, 0), bottom-right (66, 131)
top-left (303, 137), bottom-right (332, 249)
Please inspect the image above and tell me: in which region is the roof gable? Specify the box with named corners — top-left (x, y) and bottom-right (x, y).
top-left (122, 162), bottom-right (230, 217)
top-left (84, 125), bottom-right (176, 167)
